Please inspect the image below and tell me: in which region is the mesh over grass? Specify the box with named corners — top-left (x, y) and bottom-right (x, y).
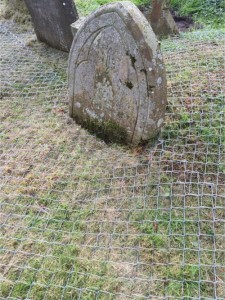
top-left (1, 0), bottom-right (31, 28)
top-left (0, 17), bottom-right (225, 300)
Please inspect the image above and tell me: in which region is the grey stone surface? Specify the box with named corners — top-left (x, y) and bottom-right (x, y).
top-left (147, 0), bottom-right (179, 37)
top-left (71, 17), bottom-right (86, 37)
top-left (24, 0), bottom-right (78, 52)
top-left (68, 1), bottom-right (167, 145)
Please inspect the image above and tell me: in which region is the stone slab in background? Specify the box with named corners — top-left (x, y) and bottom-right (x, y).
top-left (71, 17), bottom-right (86, 37)
top-left (147, 0), bottom-right (179, 37)
top-left (24, 0), bottom-right (79, 52)
top-left (68, 1), bottom-right (167, 145)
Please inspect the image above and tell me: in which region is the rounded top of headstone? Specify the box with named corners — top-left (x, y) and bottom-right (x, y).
top-left (68, 1), bottom-right (167, 145)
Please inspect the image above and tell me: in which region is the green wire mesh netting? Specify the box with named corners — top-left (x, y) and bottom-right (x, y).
top-left (0, 5), bottom-right (225, 300)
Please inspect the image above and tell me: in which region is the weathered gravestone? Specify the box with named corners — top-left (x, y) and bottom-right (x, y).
top-left (24, 0), bottom-right (79, 52)
top-left (147, 0), bottom-right (179, 37)
top-left (68, 1), bottom-right (167, 145)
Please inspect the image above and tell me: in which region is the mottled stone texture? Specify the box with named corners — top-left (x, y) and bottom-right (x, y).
top-left (68, 1), bottom-right (167, 145)
top-left (24, 0), bottom-right (78, 52)
top-left (147, 0), bottom-right (179, 37)
top-left (71, 18), bottom-right (86, 37)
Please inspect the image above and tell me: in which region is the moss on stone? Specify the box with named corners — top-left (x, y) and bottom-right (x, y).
top-left (74, 115), bottom-right (129, 145)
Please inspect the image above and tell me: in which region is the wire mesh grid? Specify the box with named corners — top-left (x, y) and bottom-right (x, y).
top-left (0, 10), bottom-right (225, 300)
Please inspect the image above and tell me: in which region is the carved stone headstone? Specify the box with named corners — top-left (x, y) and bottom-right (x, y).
top-left (147, 0), bottom-right (179, 37)
top-left (68, 1), bottom-right (167, 145)
top-left (24, 0), bottom-right (79, 52)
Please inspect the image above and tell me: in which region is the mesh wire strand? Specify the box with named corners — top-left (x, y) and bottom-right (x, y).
top-left (0, 5), bottom-right (225, 300)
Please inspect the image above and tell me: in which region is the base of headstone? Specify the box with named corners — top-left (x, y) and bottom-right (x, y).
top-left (149, 9), bottom-right (179, 37)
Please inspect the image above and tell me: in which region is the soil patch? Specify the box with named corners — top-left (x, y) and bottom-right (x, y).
top-left (172, 12), bottom-right (196, 32)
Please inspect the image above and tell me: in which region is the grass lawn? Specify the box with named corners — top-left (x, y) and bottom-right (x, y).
top-left (75, 0), bottom-right (150, 16)
top-left (0, 4), bottom-right (224, 300)
top-left (75, 0), bottom-right (225, 28)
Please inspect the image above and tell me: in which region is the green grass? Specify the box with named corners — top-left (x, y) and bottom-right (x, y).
top-left (170, 0), bottom-right (225, 28)
top-left (0, 13), bottom-right (225, 300)
top-left (75, 0), bottom-right (149, 16)
top-left (75, 0), bottom-right (225, 28)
